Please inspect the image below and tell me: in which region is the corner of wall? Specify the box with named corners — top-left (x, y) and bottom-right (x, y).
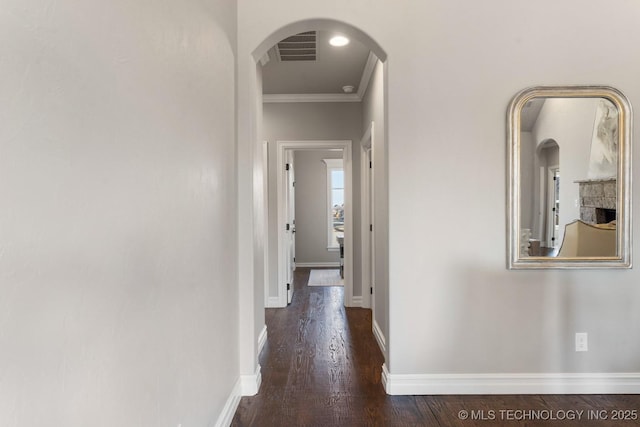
top-left (240, 365), bottom-right (262, 396)
top-left (257, 324), bottom-right (268, 356)
top-left (372, 319), bottom-right (386, 355)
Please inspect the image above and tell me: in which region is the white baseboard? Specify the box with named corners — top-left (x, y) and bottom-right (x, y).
top-left (213, 379), bottom-right (242, 427)
top-left (266, 296), bottom-right (284, 308)
top-left (218, 355), bottom-right (263, 425)
top-left (372, 320), bottom-right (386, 355)
top-left (257, 325), bottom-right (268, 356)
top-left (215, 360), bottom-right (264, 426)
top-left (381, 365), bottom-right (640, 395)
top-left (344, 296), bottom-right (362, 308)
top-left (295, 262), bottom-right (340, 268)
top-left (240, 365), bottom-right (262, 396)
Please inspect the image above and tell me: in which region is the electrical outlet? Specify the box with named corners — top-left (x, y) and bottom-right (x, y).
top-left (575, 332), bottom-right (588, 352)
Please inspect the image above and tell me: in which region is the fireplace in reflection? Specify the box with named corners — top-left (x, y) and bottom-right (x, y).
top-left (576, 178), bottom-right (616, 224)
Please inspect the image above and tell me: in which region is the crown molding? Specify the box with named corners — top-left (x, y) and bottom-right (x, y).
top-left (357, 51), bottom-right (378, 100)
top-left (263, 93), bottom-right (361, 103)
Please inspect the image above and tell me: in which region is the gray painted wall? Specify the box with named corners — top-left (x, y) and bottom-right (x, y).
top-left (1, 0), bottom-right (240, 424)
top-left (239, 0), bottom-right (640, 380)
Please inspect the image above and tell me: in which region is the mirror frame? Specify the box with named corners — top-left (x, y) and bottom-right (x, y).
top-left (507, 85), bottom-right (632, 269)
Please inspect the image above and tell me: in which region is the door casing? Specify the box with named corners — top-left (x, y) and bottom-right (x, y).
top-left (276, 140), bottom-right (353, 307)
top-left (360, 122), bottom-right (374, 310)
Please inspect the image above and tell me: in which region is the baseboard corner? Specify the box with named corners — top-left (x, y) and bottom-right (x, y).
top-left (257, 325), bottom-right (268, 356)
top-left (240, 365), bottom-right (262, 396)
top-left (266, 296), bottom-right (286, 308)
top-left (381, 363), bottom-right (391, 394)
top-left (372, 319), bottom-right (386, 355)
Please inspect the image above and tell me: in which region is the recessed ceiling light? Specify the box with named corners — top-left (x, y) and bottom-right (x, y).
top-left (329, 36), bottom-right (350, 47)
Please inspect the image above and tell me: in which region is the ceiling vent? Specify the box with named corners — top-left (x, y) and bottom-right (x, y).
top-left (276, 31), bottom-right (317, 62)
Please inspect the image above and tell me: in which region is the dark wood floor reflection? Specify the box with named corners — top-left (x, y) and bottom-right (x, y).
top-left (231, 268), bottom-right (640, 426)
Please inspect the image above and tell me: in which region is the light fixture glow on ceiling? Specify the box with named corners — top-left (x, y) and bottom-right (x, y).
top-left (329, 35), bottom-right (350, 47)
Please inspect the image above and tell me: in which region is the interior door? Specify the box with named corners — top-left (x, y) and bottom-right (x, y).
top-left (285, 150), bottom-right (296, 304)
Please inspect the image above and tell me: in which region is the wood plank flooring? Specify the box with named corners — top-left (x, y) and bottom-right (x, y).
top-left (231, 268), bottom-right (640, 426)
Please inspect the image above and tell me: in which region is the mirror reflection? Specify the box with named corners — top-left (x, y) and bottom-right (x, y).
top-left (508, 86), bottom-right (631, 269)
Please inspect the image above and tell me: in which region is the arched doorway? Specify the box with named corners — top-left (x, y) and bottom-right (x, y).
top-left (252, 19), bottom-right (387, 310)
top-left (237, 18), bottom-right (389, 396)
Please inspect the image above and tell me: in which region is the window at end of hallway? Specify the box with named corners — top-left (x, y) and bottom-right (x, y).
top-left (323, 159), bottom-right (344, 250)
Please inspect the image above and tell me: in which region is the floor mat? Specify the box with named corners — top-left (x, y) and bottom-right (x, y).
top-left (307, 269), bottom-right (343, 286)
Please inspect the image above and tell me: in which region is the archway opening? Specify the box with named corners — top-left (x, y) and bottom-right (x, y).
top-left (250, 18), bottom-right (389, 364)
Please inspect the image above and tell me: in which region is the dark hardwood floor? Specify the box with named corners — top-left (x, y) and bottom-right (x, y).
top-left (231, 268), bottom-right (640, 426)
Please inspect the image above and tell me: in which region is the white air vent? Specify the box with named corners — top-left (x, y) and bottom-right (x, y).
top-left (276, 31), bottom-right (316, 61)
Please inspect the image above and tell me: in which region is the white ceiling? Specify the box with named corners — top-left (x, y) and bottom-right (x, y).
top-left (261, 31), bottom-right (372, 96)
top-left (521, 98), bottom-right (545, 132)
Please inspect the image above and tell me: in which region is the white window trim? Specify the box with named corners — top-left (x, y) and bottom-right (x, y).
top-left (323, 158), bottom-right (344, 250)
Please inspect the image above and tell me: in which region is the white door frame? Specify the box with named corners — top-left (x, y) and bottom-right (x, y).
top-left (262, 141), bottom-right (270, 308)
top-left (276, 140), bottom-right (353, 307)
top-left (546, 165), bottom-right (560, 249)
top-left (284, 149), bottom-right (296, 304)
top-left (360, 122), bottom-right (374, 310)
top-left (536, 166), bottom-right (546, 244)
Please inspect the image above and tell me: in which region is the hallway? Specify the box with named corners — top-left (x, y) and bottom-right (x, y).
top-left (231, 268), bottom-right (640, 426)
top-left (232, 267), bottom-right (387, 425)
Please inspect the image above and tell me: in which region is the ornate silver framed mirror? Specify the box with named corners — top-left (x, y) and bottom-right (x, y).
top-left (507, 86), bottom-right (632, 269)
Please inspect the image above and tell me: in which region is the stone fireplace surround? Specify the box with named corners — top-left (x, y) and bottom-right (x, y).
top-left (575, 178), bottom-right (616, 224)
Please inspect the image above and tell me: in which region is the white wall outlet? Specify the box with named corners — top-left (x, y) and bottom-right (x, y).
top-left (575, 332), bottom-right (588, 352)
